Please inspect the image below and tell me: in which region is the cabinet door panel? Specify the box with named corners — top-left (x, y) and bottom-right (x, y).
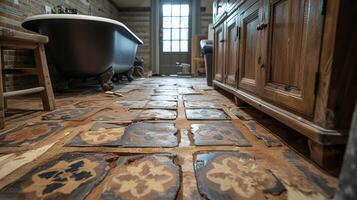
top-left (238, 1), bottom-right (261, 94)
top-left (225, 13), bottom-right (239, 86)
top-left (261, 0), bottom-right (324, 116)
top-left (214, 23), bottom-right (225, 82)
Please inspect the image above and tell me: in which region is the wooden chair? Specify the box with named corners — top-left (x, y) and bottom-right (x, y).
top-left (0, 27), bottom-right (55, 129)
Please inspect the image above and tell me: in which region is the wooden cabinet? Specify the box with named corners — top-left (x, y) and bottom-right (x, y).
top-left (214, 23), bottom-right (225, 82)
top-left (238, 0), bottom-right (262, 94)
top-left (212, 0), bottom-right (356, 168)
top-left (224, 13), bottom-right (239, 86)
top-left (260, 0), bottom-right (324, 116)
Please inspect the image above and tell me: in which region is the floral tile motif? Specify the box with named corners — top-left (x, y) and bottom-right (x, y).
top-left (101, 154), bottom-right (180, 200)
top-left (0, 153), bottom-right (110, 200)
top-left (73, 100), bottom-right (107, 108)
top-left (191, 123), bottom-right (251, 146)
top-left (244, 122), bottom-right (282, 147)
top-left (146, 101), bottom-right (177, 109)
top-left (116, 100), bottom-right (148, 109)
top-left (121, 122), bottom-right (178, 147)
top-left (151, 95), bottom-right (178, 101)
top-left (42, 108), bottom-right (100, 121)
top-left (184, 101), bottom-right (221, 109)
top-left (185, 109), bottom-right (230, 120)
top-left (66, 123), bottom-right (125, 147)
top-left (136, 109), bottom-right (177, 120)
top-left (195, 152), bottom-right (286, 200)
top-left (0, 122), bottom-right (62, 147)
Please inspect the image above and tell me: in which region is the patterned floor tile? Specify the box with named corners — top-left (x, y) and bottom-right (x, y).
top-left (195, 152), bottom-right (286, 200)
top-left (191, 123), bottom-right (251, 146)
top-left (151, 95), bottom-right (178, 101)
top-left (121, 122), bottom-right (178, 147)
top-left (42, 108), bottom-right (99, 121)
top-left (101, 154), bottom-right (180, 200)
top-left (116, 100), bottom-right (148, 109)
top-left (230, 107), bottom-right (267, 121)
top-left (178, 88), bottom-right (201, 95)
top-left (146, 101), bottom-right (177, 109)
top-left (184, 101), bottom-right (221, 109)
top-left (73, 100), bottom-right (108, 108)
top-left (159, 86), bottom-right (178, 90)
top-left (0, 122), bottom-right (62, 147)
top-left (0, 153), bottom-right (110, 200)
top-left (66, 123), bottom-right (125, 147)
top-left (185, 109), bottom-right (230, 120)
top-left (136, 109), bottom-right (177, 120)
top-left (244, 122), bottom-right (283, 147)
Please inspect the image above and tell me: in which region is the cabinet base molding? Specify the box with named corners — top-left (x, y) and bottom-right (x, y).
top-left (213, 80), bottom-right (347, 146)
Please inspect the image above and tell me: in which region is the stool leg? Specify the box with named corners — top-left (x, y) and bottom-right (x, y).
top-left (34, 44), bottom-right (55, 111)
top-left (0, 47), bottom-right (6, 109)
top-left (0, 46), bottom-right (5, 129)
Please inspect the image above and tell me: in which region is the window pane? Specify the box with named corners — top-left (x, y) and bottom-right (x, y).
top-left (172, 5), bottom-right (180, 16)
top-left (181, 5), bottom-right (189, 16)
top-left (171, 17), bottom-right (180, 28)
top-left (163, 41), bottom-right (171, 52)
top-left (163, 29), bottom-right (171, 40)
top-left (163, 17), bottom-right (171, 28)
top-left (163, 4), bottom-right (172, 16)
top-left (172, 41), bottom-right (180, 52)
top-left (172, 29), bottom-right (180, 40)
top-left (180, 41), bottom-right (188, 52)
top-left (180, 17), bottom-right (189, 28)
top-left (180, 29), bottom-right (188, 40)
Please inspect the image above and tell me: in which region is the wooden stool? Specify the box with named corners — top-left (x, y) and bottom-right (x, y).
top-left (0, 27), bottom-right (55, 129)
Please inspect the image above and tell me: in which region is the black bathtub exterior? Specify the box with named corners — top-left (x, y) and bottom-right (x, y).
top-left (22, 14), bottom-right (143, 79)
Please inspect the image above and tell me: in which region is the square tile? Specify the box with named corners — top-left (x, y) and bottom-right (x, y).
top-left (151, 95), bottom-right (178, 101)
top-left (116, 100), bottom-right (148, 109)
top-left (101, 154), bottom-right (180, 200)
top-left (0, 153), bottom-right (110, 200)
top-left (191, 123), bottom-right (251, 146)
top-left (136, 109), bottom-right (177, 120)
top-left (94, 109), bottom-right (141, 121)
top-left (146, 101), bottom-right (177, 109)
top-left (178, 88), bottom-right (201, 95)
top-left (184, 101), bottom-right (221, 109)
top-left (66, 123), bottom-right (125, 147)
top-left (121, 122), bottom-right (178, 147)
top-left (73, 100), bottom-right (107, 108)
top-left (0, 122), bottom-right (62, 147)
top-left (159, 85), bottom-right (178, 90)
top-left (230, 107), bottom-right (267, 121)
top-left (244, 122), bottom-right (282, 147)
top-left (195, 152), bottom-right (286, 199)
top-left (42, 108), bottom-right (100, 121)
top-left (185, 109), bottom-right (230, 120)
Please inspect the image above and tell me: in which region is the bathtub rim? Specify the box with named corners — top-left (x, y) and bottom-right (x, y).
top-left (22, 14), bottom-right (143, 45)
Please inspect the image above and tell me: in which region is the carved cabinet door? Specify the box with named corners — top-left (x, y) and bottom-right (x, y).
top-left (214, 23), bottom-right (225, 82)
top-left (224, 12), bottom-right (239, 87)
top-left (259, 0), bottom-right (324, 116)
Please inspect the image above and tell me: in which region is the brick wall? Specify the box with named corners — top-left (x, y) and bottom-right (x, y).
top-left (0, 0), bottom-right (122, 91)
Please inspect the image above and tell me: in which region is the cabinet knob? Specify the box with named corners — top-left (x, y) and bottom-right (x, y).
top-left (256, 23), bottom-right (268, 31)
top-left (220, 39), bottom-right (225, 43)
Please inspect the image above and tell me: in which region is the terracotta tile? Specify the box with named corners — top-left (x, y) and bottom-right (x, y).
top-left (0, 153), bottom-right (110, 200)
top-left (101, 154), bottom-right (180, 200)
top-left (191, 123), bottom-right (251, 146)
top-left (184, 101), bottom-right (221, 109)
top-left (116, 100), bottom-right (148, 109)
top-left (136, 109), bottom-right (177, 120)
top-left (95, 109), bottom-right (141, 121)
top-left (66, 123), bottom-right (125, 147)
top-left (42, 108), bottom-right (101, 121)
top-left (195, 152), bottom-right (286, 199)
top-left (185, 109), bottom-right (230, 120)
top-left (146, 101), bottom-right (177, 109)
top-left (121, 122), bottom-right (178, 147)
top-left (73, 100), bottom-right (108, 108)
top-left (0, 122), bottom-right (62, 147)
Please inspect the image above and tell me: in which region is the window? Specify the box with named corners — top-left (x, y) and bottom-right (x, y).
top-left (162, 4), bottom-right (189, 52)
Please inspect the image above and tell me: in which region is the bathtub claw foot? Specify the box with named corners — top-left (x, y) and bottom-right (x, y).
top-left (98, 67), bottom-right (114, 91)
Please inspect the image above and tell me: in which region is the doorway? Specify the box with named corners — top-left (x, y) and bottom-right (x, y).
top-left (159, 0), bottom-right (192, 75)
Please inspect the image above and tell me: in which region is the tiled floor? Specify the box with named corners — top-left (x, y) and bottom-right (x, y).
top-left (0, 78), bottom-right (338, 200)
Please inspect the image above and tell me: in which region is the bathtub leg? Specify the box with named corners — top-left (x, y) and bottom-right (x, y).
top-left (98, 66), bottom-right (114, 91)
top-left (126, 67), bottom-right (134, 82)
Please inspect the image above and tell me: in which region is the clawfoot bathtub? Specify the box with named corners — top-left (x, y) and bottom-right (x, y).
top-left (22, 14), bottom-right (143, 90)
